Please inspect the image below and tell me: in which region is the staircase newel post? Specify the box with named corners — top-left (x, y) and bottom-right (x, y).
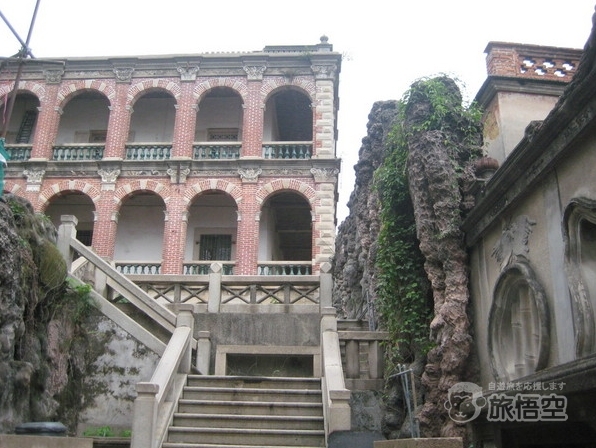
top-left (57, 215), bottom-right (78, 271)
top-left (196, 330), bottom-right (211, 375)
top-left (208, 262), bottom-right (222, 313)
top-left (319, 261), bottom-right (333, 309)
top-left (176, 304), bottom-right (197, 374)
top-left (131, 382), bottom-right (159, 448)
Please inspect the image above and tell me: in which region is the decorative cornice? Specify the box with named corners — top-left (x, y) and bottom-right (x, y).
top-left (44, 69), bottom-right (64, 84)
top-left (311, 64), bottom-right (337, 79)
top-left (243, 65), bottom-right (267, 80)
top-left (113, 67), bottom-right (135, 83)
top-left (238, 167), bottom-right (262, 182)
top-left (177, 64), bottom-right (200, 81)
top-left (310, 167), bottom-right (339, 182)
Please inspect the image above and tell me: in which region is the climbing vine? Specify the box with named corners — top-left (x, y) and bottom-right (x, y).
top-left (375, 75), bottom-right (482, 368)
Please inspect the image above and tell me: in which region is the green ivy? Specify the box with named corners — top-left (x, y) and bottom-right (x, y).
top-left (374, 75), bottom-right (482, 366)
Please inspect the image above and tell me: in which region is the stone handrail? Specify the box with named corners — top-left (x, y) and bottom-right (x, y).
top-left (320, 307), bottom-right (351, 439)
top-left (339, 330), bottom-right (390, 390)
top-left (131, 305), bottom-right (195, 448)
top-left (58, 216), bottom-right (177, 336)
top-left (126, 261), bottom-right (332, 311)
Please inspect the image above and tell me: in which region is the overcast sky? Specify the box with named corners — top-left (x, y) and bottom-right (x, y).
top-left (2, 1), bottom-right (595, 223)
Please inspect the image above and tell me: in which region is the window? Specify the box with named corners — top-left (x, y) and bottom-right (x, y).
top-left (199, 235), bottom-right (232, 261)
top-left (207, 128), bottom-right (239, 141)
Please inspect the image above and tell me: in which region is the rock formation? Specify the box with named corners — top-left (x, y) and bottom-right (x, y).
top-left (333, 100), bottom-right (399, 323)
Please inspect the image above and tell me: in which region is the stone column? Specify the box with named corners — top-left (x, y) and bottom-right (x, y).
top-left (104, 80), bottom-right (131, 159)
top-left (241, 65), bottom-right (266, 158)
top-left (31, 72), bottom-right (63, 160)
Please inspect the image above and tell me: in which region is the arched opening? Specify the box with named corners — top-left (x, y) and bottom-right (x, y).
top-left (129, 90), bottom-right (176, 143)
top-left (263, 89), bottom-right (313, 159)
top-left (114, 192), bottom-right (165, 273)
top-left (56, 91), bottom-right (110, 144)
top-left (185, 191), bottom-right (238, 274)
top-left (259, 191), bottom-right (312, 274)
top-left (2, 92), bottom-right (40, 146)
top-left (194, 87), bottom-right (243, 159)
top-left (45, 192), bottom-right (95, 245)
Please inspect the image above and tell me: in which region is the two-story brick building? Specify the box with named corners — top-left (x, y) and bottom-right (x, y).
top-left (1, 37), bottom-right (341, 277)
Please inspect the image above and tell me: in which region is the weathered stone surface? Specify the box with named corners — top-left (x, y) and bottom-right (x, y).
top-left (333, 100), bottom-right (399, 321)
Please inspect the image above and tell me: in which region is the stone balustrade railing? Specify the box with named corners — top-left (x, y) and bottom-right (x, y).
top-left (52, 144), bottom-right (104, 160)
top-left (131, 305), bottom-right (196, 448)
top-left (257, 260), bottom-right (312, 275)
top-left (339, 329), bottom-right (390, 390)
top-left (262, 142), bottom-right (312, 159)
top-left (192, 142), bottom-right (241, 159)
top-left (125, 143), bottom-right (172, 160)
top-left (321, 307), bottom-right (351, 438)
top-left (4, 144), bottom-right (32, 161)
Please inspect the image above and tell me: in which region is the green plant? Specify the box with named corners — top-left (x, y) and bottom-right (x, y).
top-left (83, 426), bottom-right (115, 437)
top-left (374, 75), bottom-right (482, 367)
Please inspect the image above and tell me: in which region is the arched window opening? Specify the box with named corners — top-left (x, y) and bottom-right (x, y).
top-left (3, 93), bottom-right (39, 146)
top-left (45, 192), bottom-right (95, 245)
top-left (114, 192), bottom-right (165, 274)
top-left (259, 192), bottom-right (312, 275)
top-left (56, 91), bottom-right (109, 144)
top-left (564, 198), bottom-right (596, 356)
top-left (126, 90), bottom-right (176, 160)
top-left (263, 89), bottom-right (312, 159)
top-left (184, 191), bottom-right (238, 274)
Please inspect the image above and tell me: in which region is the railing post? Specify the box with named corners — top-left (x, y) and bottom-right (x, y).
top-left (131, 382), bottom-right (159, 448)
top-left (196, 330), bottom-right (211, 375)
top-left (208, 262), bottom-right (222, 313)
top-left (345, 339), bottom-right (360, 379)
top-left (176, 304), bottom-right (196, 374)
top-left (368, 340), bottom-right (385, 380)
top-left (57, 215), bottom-right (78, 271)
top-left (319, 261), bottom-right (333, 309)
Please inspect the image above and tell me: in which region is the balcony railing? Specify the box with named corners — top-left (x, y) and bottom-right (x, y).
top-left (183, 261), bottom-right (235, 275)
top-left (193, 143), bottom-right (241, 159)
top-left (52, 144), bottom-right (104, 161)
top-left (258, 261), bottom-right (312, 275)
top-left (4, 144), bottom-right (32, 161)
top-left (262, 142), bottom-right (312, 159)
top-left (125, 143), bottom-right (172, 160)
top-left (115, 261), bottom-right (162, 275)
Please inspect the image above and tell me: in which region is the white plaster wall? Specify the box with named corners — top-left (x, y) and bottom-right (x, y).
top-left (195, 97), bottom-right (243, 141)
top-left (56, 97), bottom-right (110, 144)
top-left (114, 196), bottom-right (165, 260)
top-left (129, 97), bottom-right (176, 142)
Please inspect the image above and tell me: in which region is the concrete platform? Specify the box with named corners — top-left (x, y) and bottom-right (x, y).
top-left (0, 434), bottom-right (93, 448)
top-left (375, 438), bottom-right (463, 448)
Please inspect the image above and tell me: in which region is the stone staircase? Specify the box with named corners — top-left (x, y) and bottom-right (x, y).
top-left (162, 375), bottom-right (326, 448)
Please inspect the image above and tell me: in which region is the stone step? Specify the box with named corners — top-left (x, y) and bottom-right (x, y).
top-left (162, 443), bottom-right (322, 448)
top-left (177, 398), bottom-right (324, 417)
top-left (172, 412), bottom-right (323, 430)
top-left (182, 386), bottom-right (322, 403)
top-left (186, 375), bottom-right (321, 390)
top-left (166, 427), bottom-right (325, 447)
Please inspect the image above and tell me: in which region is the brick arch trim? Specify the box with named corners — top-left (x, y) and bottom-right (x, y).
top-left (184, 179), bottom-right (243, 207)
top-left (127, 79), bottom-right (182, 105)
top-left (38, 181), bottom-right (102, 210)
top-left (256, 180), bottom-right (316, 206)
top-left (193, 78), bottom-right (248, 104)
top-left (0, 81), bottom-right (46, 103)
top-left (56, 81), bottom-right (116, 105)
top-left (260, 78), bottom-right (316, 103)
top-left (113, 180), bottom-right (171, 207)
top-left (2, 181), bottom-right (23, 195)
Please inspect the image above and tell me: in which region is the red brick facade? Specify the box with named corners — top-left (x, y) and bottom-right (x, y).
top-left (1, 39), bottom-right (341, 275)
